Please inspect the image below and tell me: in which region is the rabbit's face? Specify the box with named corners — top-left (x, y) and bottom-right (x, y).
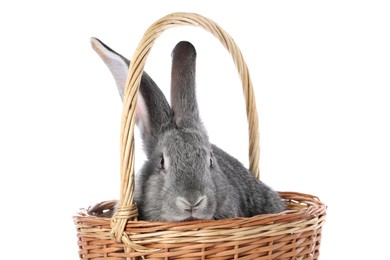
top-left (150, 128), bottom-right (217, 221)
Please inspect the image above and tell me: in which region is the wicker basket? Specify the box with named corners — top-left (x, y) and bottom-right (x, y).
top-left (74, 12), bottom-right (326, 259)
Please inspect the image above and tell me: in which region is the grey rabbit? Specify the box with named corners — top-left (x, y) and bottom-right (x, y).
top-left (91, 37), bottom-right (286, 221)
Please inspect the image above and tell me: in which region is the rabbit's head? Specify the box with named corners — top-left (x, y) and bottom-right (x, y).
top-left (92, 38), bottom-right (220, 221)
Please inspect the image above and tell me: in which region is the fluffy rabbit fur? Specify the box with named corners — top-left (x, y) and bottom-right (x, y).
top-left (91, 38), bottom-right (285, 221)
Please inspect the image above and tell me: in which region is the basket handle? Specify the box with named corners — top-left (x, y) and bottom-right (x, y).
top-left (111, 12), bottom-right (260, 244)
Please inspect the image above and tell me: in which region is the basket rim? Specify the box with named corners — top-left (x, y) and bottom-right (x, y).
top-left (76, 191), bottom-right (326, 224)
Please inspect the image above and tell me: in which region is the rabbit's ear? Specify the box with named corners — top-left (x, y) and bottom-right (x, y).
top-left (171, 41), bottom-right (200, 128)
top-left (137, 72), bottom-right (172, 156)
top-left (91, 37), bottom-right (171, 156)
top-left (90, 37), bottom-right (128, 100)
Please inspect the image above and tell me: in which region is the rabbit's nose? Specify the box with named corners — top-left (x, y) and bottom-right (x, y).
top-left (177, 196), bottom-right (206, 212)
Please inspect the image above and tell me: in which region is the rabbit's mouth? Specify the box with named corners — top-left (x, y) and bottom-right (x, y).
top-left (182, 216), bottom-right (199, 222)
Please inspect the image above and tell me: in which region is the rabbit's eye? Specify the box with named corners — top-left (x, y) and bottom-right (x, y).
top-left (160, 157), bottom-right (165, 170)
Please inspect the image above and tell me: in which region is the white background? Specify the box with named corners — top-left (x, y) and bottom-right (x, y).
top-left (1, 1), bottom-right (389, 259)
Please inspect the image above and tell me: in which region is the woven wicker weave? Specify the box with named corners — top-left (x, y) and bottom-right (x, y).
top-left (74, 12), bottom-right (326, 259)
